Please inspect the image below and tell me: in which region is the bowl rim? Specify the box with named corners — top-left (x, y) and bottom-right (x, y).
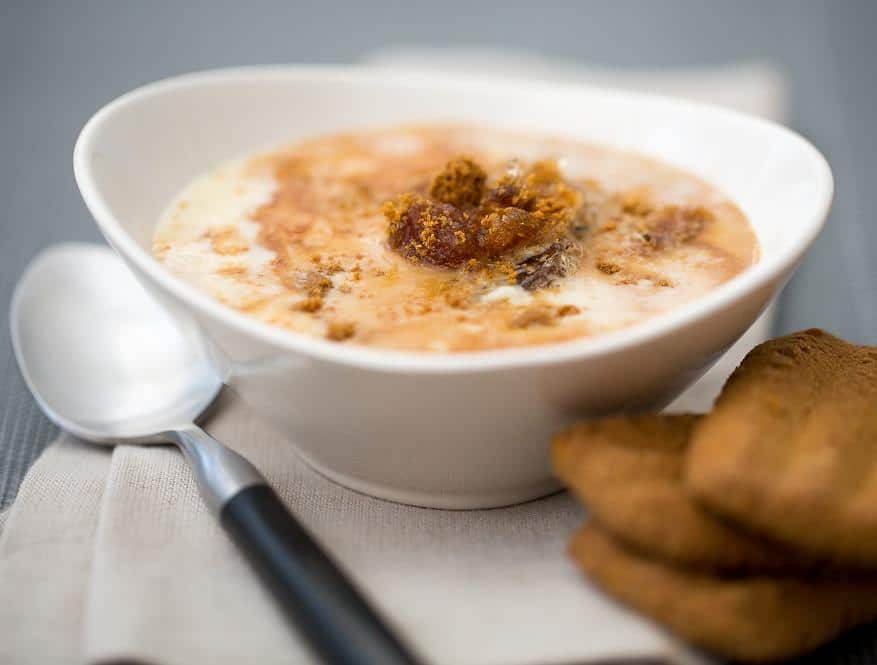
top-left (73, 64), bottom-right (833, 374)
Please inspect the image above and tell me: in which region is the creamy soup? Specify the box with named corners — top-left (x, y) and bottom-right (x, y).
top-left (153, 125), bottom-right (758, 352)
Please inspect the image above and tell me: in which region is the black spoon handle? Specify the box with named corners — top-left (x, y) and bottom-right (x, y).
top-left (221, 484), bottom-right (423, 665)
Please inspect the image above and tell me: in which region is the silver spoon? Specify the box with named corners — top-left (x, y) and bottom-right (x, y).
top-left (10, 243), bottom-right (422, 665)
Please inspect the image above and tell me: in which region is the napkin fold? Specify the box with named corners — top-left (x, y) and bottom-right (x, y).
top-left (0, 52), bottom-right (786, 665)
top-left (0, 441), bottom-right (109, 664)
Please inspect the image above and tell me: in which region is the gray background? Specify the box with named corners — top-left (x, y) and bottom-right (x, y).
top-left (1, 1), bottom-right (875, 662)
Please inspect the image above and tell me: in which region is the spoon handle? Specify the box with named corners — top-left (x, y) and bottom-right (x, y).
top-left (173, 425), bottom-right (422, 665)
top-left (221, 485), bottom-right (423, 665)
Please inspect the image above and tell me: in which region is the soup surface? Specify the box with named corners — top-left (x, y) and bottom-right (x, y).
top-left (153, 125), bottom-right (758, 352)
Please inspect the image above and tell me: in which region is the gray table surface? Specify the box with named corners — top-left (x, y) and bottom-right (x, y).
top-left (1, 1), bottom-right (876, 662)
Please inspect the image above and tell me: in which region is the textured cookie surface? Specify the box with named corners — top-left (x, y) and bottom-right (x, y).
top-left (686, 329), bottom-right (877, 566)
top-left (571, 524), bottom-right (877, 663)
top-left (553, 414), bottom-right (812, 573)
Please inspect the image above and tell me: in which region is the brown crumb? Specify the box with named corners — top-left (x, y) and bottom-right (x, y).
top-left (429, 156), bottom-right (487, 208)
top-left (301, 271), bottom-right (333, 298)
top-left (326, 321), bottom-right (356, 341)
top-left (618, 187), bottom-right (655, 216)
top-left (557, 304), bottom-right (581, 317)
top-left (295, 295), bottom-right (323, 312)
top-left (496, 260), bottom-right (518, 284)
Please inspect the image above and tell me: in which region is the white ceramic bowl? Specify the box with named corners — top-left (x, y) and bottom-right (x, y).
top-left (74, 66), bottom-right (832, 508)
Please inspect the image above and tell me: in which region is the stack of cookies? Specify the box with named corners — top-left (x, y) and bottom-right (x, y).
top-left (552, 329), bottom-right (877, 663)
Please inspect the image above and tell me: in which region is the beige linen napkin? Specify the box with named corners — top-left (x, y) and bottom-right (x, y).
top-left (1, 392), bottom-right (705, 665)
top-left (0, 441), bottom-right (110, 663)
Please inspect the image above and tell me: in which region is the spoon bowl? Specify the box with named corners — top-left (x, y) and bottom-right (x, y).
top-left (11, 243), bottom-right (220, 441)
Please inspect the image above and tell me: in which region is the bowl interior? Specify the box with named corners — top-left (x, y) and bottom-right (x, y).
top-left (73, 67), bottom-right (831, 370)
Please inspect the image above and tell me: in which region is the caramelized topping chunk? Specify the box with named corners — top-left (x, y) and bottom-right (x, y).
top-left (479, 206), bottom-right (541, 255)
top-left (480, 160), bottom-right (581, 235)
top-left (384, 156), bottom-right (583, 285)
top-left (384, 194), bottom-right (479, 267)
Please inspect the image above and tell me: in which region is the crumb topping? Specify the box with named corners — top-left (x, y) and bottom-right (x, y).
top-left (384, 156), bottom-right (583, 288)
top-left (326, 320), bottom-right (356, 341)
